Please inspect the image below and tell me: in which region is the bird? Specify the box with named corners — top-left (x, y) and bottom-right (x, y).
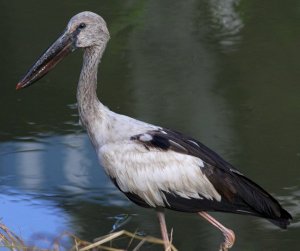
top-left (16, 11), bottom-right (292, 251)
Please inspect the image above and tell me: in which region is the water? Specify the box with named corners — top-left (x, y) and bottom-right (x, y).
top-left (1, 0), bottom-right (300, 250)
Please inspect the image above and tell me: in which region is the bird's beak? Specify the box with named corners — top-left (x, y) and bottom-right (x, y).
top-left (16, 30), bottom-right (77, 90)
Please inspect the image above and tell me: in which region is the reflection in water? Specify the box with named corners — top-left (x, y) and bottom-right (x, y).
top-left (0, 134), bottom-right (112, 194)
top-left (62, 135), bottom-right (89, 187)
top-left (16, 142), bottom-right (44, 189)
top-left (209, 0), bottom-right (244, 51)
top-left (127, 1), bottom-right (237, 154)
top-left (0, 192), bottom-right (70, 242)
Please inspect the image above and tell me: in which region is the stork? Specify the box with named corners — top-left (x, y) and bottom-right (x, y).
top-left (16, 11), bottom-right (292, 251)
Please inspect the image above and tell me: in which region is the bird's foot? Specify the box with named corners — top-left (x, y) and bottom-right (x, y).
top-left (219, 228), bottom-right (235, 251)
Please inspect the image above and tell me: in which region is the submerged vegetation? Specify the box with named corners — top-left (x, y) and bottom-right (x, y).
top-left (0, 222), bottom-right (177, 251)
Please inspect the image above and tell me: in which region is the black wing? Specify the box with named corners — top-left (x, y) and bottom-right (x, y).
top-left (130, 128), bottom-right (292, 229)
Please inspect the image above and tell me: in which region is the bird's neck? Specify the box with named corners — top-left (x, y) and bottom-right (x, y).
top-left (77, 45), bottom-right (107, 130)
top-left (77, 46), bottom-right (102, 106)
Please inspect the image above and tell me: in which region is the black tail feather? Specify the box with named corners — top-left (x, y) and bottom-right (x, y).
top-left (231, 172), bottom-right (292, 228)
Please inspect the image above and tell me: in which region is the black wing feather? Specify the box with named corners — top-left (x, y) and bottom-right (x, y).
top-left (131, 128), bottom-right (292, 229)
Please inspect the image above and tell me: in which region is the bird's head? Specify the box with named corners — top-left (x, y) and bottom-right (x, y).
top-left (68, 11), bottom-right (110, 48)
top-left (16, 11), bottom-right (110, 90)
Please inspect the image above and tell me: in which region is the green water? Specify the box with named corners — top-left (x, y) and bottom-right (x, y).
top-left (0, 0), bottom-right (299, 250)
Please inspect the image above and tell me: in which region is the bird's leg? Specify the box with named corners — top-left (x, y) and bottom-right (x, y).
top-left (198, 212), bottom-right (235, 251)
top-left (156, 208), bottom-right (171, 251)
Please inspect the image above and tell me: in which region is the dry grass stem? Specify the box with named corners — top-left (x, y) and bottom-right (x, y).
top-left (78, 230), bottom-right (177, 251)
top-left (1, 222), bottom-right (178, 251)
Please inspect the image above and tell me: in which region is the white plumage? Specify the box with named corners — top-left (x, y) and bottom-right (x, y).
top-left (100, 139), bottom-right (221, 207)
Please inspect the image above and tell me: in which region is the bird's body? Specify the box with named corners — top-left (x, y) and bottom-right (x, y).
top-left (17, 11), bottom-right (292, 250)
top-left (84, 100), bottom-right (289, 229)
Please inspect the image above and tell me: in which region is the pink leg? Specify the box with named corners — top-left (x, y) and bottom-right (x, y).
top-left (198, 212), bottom-right (235, 251)
top-left (156, 209), bottom-right (171, 251)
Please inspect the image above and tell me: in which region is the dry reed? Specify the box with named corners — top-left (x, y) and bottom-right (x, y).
top-left (0, 222), bottom-right (177, 251)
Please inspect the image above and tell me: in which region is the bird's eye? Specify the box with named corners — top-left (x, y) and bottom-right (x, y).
top-left (78, 23), bottom-right (86, 30)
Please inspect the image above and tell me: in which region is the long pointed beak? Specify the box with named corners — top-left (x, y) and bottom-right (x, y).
top-left (16, 31), bottom-right (77, 90)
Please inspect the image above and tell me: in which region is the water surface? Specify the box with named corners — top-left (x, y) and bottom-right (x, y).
top-left (1, 0), bottom-right (300, 250)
